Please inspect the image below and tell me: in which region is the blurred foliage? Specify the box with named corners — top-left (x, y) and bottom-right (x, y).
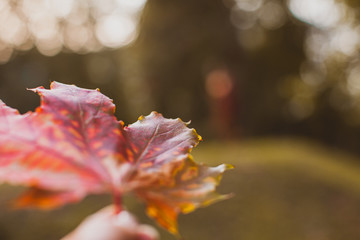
top-left (1, 0), bottom-right (360, 154)
top-left (1, 138), bottom-right (360, 239)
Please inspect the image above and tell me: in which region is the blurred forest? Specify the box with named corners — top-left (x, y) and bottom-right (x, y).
top-left (1, 0), bottom-right (360, 154)
top-left (2, 0), bottom-right (360, 240)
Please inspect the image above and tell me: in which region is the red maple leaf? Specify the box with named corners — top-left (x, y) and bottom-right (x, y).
top-left (0, 82), bottom-right (232, 235)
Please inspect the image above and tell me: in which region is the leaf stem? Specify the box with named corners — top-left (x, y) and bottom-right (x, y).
top-left (113, 188), bottom-right (123, 214)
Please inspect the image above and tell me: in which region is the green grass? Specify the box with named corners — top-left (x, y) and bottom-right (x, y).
top-left (1, 138), bottom-right (360, 240)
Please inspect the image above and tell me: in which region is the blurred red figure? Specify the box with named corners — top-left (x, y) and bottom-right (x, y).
top-left (205, 68), bottom-right (238, 138)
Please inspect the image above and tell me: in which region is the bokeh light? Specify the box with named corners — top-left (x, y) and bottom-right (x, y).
top-left (0, 0), bottom-right (146, 63)
top-left (95, 14), bottom-right (137, 48)
top-left (258, 2), bottom-right (286, 30)
top-left (288, 0), bottom-right (344, 29)
top-left (235, 0), bottom-right (263, 12)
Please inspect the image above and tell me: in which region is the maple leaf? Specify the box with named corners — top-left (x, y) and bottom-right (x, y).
top-left (0, 82), bottom-right (232, 235)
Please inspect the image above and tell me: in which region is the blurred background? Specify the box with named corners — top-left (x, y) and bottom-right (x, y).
top-left (1, 0), bottom-right (360, 239)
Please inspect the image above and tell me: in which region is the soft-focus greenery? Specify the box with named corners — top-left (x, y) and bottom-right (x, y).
top-left (3, 0), bottom-right (360, 154)
top-left (1, 138), bottom-right (360, 240)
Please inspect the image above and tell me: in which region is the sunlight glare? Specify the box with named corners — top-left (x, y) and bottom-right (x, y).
top-left (46, 0), bottom-right (74, 18)
top-left (116, 0), bottom-right (147, 13)
top-left (288, 0), bottom-right (343, 29)
top-left (95, 15), bottom-right (137, 48)
top-left (0, 0), bottom-right (148, 63)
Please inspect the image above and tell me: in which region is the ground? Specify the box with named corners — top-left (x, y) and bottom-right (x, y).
top-left (1, 138), bottom-right (360, 240)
